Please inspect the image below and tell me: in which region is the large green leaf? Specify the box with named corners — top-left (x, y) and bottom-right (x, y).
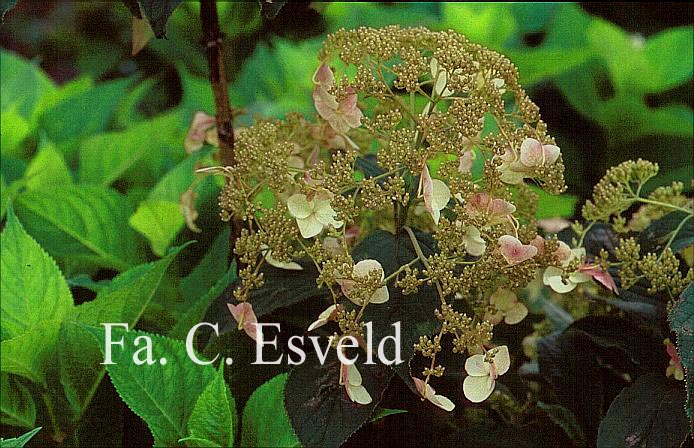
top-left (597, 373), bottom-right (689, 448)
top-left (0, 50), bottom-right (55, 120)
top-left (0, 108), bottom-right (30, 157)
top-left (15, 185), bottom-right (140, 271)
top-left (179, 226), bottom-right (230, 303)
top-left (183, 364), bottom-right (237, 448)
top-left (129, 200), bottom-right (185, 257)
top-left (669, 283), bottom-right (694, 427)
top-left (86, 326), bottom-right (215, 446)
top-left (59, 244), bottom-right (188, 416)
top-left (285, 353), bottom-right (393, 448)
top-left (23, 140), bottom-right (72, 191)
top-left (1, 374), bottom-right (36, 429)
top-left (78, 114), bottom-right (182, 187)
top-left (241, 373), bottom-right (299, 448)
top-left (0, 208), bottom-right (73, 385)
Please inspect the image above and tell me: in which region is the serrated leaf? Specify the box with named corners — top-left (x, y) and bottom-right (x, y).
top-left (0, 207), bottom-right (73, 385)
top-left (184, 364), bottom-right (236, 448)
top-left (669, 283), bottom-right (694, 427)
top-left (597, 373), bottom-right (689, 448)
top-left (15, 185), bottom-right (140, 271)
top-left (139, 0), bottom-right (182, 38)
top-left (86, 326), bottom-right (215, 446)
top-left (285, 353), bottom-right (392, 448)
top-left (241, 373), bottom-right (299, 448)
top-left (129, 200), bottom-right (185, 257)
top-left (1, 374), bottom-right (36, 429)
top-left (59, 244), bottom-right (188, 416)
top-left (0, 427), bottom-right (42, 448)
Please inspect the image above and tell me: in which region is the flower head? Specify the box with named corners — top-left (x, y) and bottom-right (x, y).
top-left (312, 63), bottom-right (363, 134)
top-left (413, 377), bottom-right (455, 411)
top-left (485, 288), bottom-right (528, 325)
top-left (287, 193), bottom-right (343, 239)
top-left (463, 345), bottom-right (510, 403)
top-left (498, 235), bottom-right (537, 265)
top-left (340, 362), bottom-right (372, 404)
top-left (227, 302), bottom-right (258, 341)
top-left (337, 259), bottom-right (389, 305)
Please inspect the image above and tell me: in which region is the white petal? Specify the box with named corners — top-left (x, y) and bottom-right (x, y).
top-left (464, 354), bottom-right (489, 376)
top-left (369, 286), bottom-right (390, 304)
top-left (287, 194), bottom-right (313, 219)
top-left (264, 249), bottom-right (303, 271)
top-left (296, 216), bottom-right (324, 239)
top-left (492, 345), bottom-right (510, 376)
top-left (430, 179), bottom-right (451, 211)
top-left (429, 393), bottom-right (456, 412)
top-left (569, 271), bottom-right (591, 284)
top-left (542, 144), bottom-right (561, 164)
top-left (347, 363), bottom-right (363, 386)
top-left (463, 375), bottom-right (494, 403)
top-left (490, 288), bottom-right (516, 311)
top-left (347, 384), bottom-right (372, 405)
top-left (504, 302), bottom-right (528, 325)
top-left (543, 267), bottom-right (576, 293)
top-left (353, 259), bottom-right (384, 279)
top-left (520, 138), bottom-right (543, 167)
top-left (307, 318), bottom-right (328, 332)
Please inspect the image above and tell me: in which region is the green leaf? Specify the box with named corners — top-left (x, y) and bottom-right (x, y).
top-left (86, 326), bottom-right (215, 446)
top-left (39, 78), bottom-right (132, 147)
top-left (0, 208), bottom-right (72, 385)
top-left (0, 427), bottom-right (42, 448)
top-left (139, 0), bottom-right (183, 38)
top-left (285, 354), bottom-right (392, 448)
top-left (15, 185), bottom-right (140, 271)
top-left (1, 374), bottom-right (36, 429)
top-left (1, 50), bottom-right (55, 120)
top-left (639, 211), bottom-right (694, 254)
top-left (370, 407), bottom-right (407, 423)
top-left (169, 263), bottom-right (235, 340)
top-left (79, 113), bottom-right (182, 187)
top-left (242, 373), bottom-right (300, 448)
top-left (0, 108), bottom-right (30, 157)
top-left (59, 244), bottom-right (189, 416)
top-left (148, 150), bottom-right (208, 202)
top-left (23, 140), bottom-right (72, 191)
top-left (537, 402), bottom-right (585, 447)
top-left (184, 364), bottom-right (237, 448)
top-left (179, 226), bottom-right (230, 303)
top-left (597, 373), bottom-right (689, 448)
top-left (669, 283), bottom-right (694, 427)
top-left (129, 200), bottom-right (185, 257)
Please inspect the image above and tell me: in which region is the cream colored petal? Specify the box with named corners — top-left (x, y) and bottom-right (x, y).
top-left (347, 384), bottom-right (372, 405)
top-left (353, 259), bottom-right (384, 279)
top-left (307, 304), bottom-right (338, 331)
top-left (490, 288), bottom-right (516, 311)
top-left (263, 247), bottom-right (303, 271)
top-left (493, 345), bottom-right (511, 376)
top-left (369, 285), bottom-right (389, 304)
top-left (430, 393), bottom-right (456, 412)
top-left (504, 302), bottom-right (528, 325)
top-left (297, 216), bottom-right (324, 239)
top-left (287, 194), bottom-right (313, 219)
top-left (498, 167), bottom-right (525, 185)
top-left (430, 179), bottom-right (451, 211)
top-left (543, 267), bottom-right (577, 293)
top-left (520, 138), bottom-right (543, 167)
top-left (463, 375), bottom-right (494, 403)
top-left (542, 144), bottom-right (561, 164)
top-left (347, 363), bottom-right (363, 386)
top-left (464, 354), bottom-right (489, 376)
top-left (569, 271), bottom-right (591, 284)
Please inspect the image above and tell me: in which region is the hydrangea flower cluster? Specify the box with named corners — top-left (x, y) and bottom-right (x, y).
top-left (195, 26), bottom-right (686, 410)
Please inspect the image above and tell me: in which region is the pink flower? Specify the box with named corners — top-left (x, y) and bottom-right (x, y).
top-left (312, 63), bottom-right (363, 134)
top-left (227, 302), bottom-right (258, 341)
top-left (519, 138), bottom-right (561, 167)
top-left (498, 235), bottom-right (538, 265)
top-left (465, 192), bottom-right (516, 225)
top-left (307, 304), bottom-right (339, 331)
top-left (184, 111), bottom-right (217, 153)
top-left (579, 264), bottom-right (619, 294)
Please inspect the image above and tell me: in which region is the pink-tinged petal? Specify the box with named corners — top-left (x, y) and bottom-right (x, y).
top-left (538, 218), bottom-right (571, 234)
top-left (459, 151), bottom-right (473, 173)
top-left (308, 304), bottom-right (339, 331)
top-left (579, 265), bottom-right (619, 294)
top-left (530, 236), bottom-right (546, 255)
top-left (554, 241), bottom-right (572, 264)
top-left (498, 235), bottom-right (537, 265)
top-left (227, 302), bottom-right (258, 340)
top-left (353, 259), bottom-right (385, 280)
top-left (492, 345), bottom-right (511, 376)
top-left (542, 144), bottom-right (561, 164)
top-left (184, 111), bottom-right (217, 154)
top-left (491, 198), bottom-right (516, 217)
top-left (313, 63), bottom-right (334, 86)
top-left (520, 138), bottom-right (544, 167)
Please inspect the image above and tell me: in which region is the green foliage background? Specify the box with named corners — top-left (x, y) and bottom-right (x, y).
top-left (1, 2), bottom-right (692, 447)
